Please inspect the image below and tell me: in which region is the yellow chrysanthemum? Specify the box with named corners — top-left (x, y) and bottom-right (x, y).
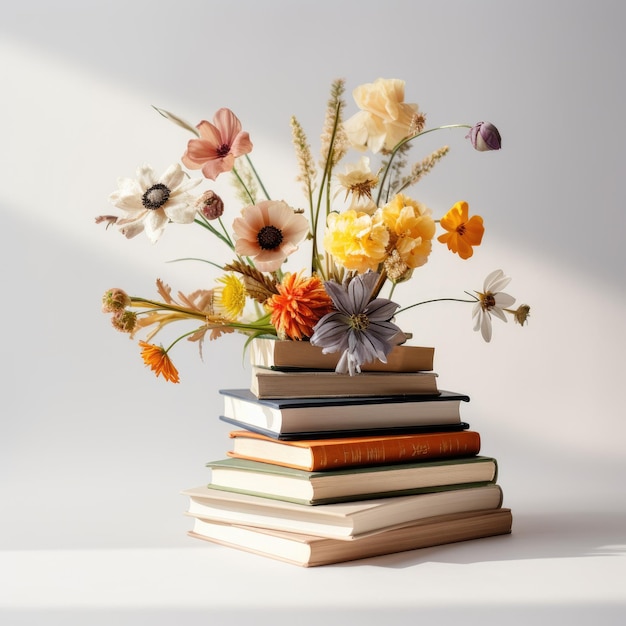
top-left (265, 272), bottom-right (334, 340)
top-left (323, 209), bottom-right (389, 273)
top-left (214, 273), bottom-right (246, 319)
top-left (379, 193), bottom-right (435, 270)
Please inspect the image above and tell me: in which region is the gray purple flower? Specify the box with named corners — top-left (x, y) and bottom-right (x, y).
top-left (310, 271), bottom-right (404, 375)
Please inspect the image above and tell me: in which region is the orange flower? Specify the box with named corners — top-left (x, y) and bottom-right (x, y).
top-left (437, 201), bottom-right (484, 259)
top-left (265, 273), bottom-right (334, 340)
top-left (139, 341), bottom-right (180, 383)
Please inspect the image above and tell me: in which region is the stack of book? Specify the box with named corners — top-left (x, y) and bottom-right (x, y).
top-left (183, 338), bottom-right (512, 567)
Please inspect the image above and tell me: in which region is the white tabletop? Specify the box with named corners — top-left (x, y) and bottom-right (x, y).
top-left (2, 506), bottom-right (624, 625)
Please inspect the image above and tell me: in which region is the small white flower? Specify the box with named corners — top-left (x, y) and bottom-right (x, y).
top-left (335, 156), bottom-right (379, 213)
top-left (109, 163), bottom-right (201, 243)
top-left (472, 269), bottom-right (516, 342)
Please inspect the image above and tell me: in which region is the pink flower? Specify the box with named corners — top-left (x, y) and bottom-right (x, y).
top-left (182, 108), bottom-right (253, 181)
top-left (232, 200), bottom-right (309, 272)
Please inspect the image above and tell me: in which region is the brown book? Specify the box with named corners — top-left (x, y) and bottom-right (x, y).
top-left (250, 366), bottom-right (439, 399)
top-left (227, 429), bottom-right (482, 471)
top-left (188, 508), bottom-right (513, 567)
top-left (249, 338), bottom-right (434, 372)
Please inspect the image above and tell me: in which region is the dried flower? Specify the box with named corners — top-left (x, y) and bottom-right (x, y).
top-left (232, 200), bottom-right (309, 273)
top-left (195, 190), bottom-right (224, 220)
top-left (95, 215), bottom-right (119, 229)
top-left (383, 249), bottom-right (411, 283)
top-left (466, 122), bottom-right (502, 152)
top-left (111, 310), bottom-right (137, 333)
top-left (396, 145), bottom-right (450, 193)
top-left (311, 272), bottom-right (404, 375)
top-left (437, 200), bottom-right (485, 259)
top-left (102, 288), bottom-right (131, 313)
top-left (99, 77), bottom-right (527, 382)
top-left (291, 116), bottom-right (317, 200)
top-left (182, 108), bottom-right (253, 181)
top-left (320, 77), bottom-right (348, 169)
top-left (513, 304), bottom-right (531, 326)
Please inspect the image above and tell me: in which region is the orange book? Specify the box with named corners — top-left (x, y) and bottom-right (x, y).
top-left (227, 429), bottom-right (481, 472)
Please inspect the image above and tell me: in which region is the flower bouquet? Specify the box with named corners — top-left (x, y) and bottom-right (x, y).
top-left (98, 77), bottom-right (530, 383)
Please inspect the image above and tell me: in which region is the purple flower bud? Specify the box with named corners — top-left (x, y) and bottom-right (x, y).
top-left (466, 122), bottom-right (502, 152)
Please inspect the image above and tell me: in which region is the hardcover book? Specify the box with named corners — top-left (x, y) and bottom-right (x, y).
top-left (219, 416), bottom-right (471, 441)
top-left (249, 337), bottom-right (435, 372)
top-left (225, 429), bottom-right (482, 471)
top-left (250, 366), bottom-right (439, 399)
top-left (183, 483), bottom-right (504, 540)
top-left (207, 455), bottom-right (498, 505)
top-left (188, 508), bottom-right (513, 567)
top-left (219, 388), bottom-right (470, 438)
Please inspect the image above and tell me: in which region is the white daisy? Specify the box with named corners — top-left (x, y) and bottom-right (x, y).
top-left (109, 163), bottom-right (201, 243)
top-left (472, 269), bottom-right (516, 342)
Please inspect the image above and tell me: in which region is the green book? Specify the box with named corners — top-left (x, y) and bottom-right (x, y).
top-left (205, 456), bottom-right (498, 505)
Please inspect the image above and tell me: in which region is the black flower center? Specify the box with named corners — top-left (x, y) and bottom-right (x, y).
top-left (142, 183), bottom-right (171, 210)
top-left (257, 225), bottom-right (283, 250)
top-left (349, 313), bottom-right (370, 332)
top-left (217, 143), bottom-right (231, 158)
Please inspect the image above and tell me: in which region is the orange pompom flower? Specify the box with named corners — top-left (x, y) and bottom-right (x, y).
top-left (265, 272), bottom-right (334, 340)
top-left (437, 201), bottom-right (484, 259)
top-left (139, 341), bottom-right (180, 383)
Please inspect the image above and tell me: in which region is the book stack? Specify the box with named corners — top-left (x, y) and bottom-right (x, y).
top-left (183, 338), bottom-right (512, 567)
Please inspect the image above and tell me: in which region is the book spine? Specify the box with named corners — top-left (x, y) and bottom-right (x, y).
top-left (309, 431), bottom-right (481, 470)
top-left (251, 339), bottom-right (434, 372)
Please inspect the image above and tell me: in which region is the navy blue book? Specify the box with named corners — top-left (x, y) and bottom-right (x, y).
top-left (219, 388), bottom-right (470, 439)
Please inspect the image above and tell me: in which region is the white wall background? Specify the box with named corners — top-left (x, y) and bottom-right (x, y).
top-left (1, 0), bottom-right (624, 551)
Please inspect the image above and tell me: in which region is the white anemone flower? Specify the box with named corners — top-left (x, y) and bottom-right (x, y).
top-left (110, 163), bottom-right (202, 243)
top-left (472, 269), bottom-right (516, 342)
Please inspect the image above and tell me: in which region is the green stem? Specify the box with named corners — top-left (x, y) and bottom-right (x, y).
top-left (194, 217), bottom-right (235, 250)
top-left (396, 297), bottom-right (476, 315)
top-left (245, 155), bottom-right (271, 201)
top-left (166, 257), bottom-right (225, 271)
top-left (376, 124), bottom-right (472, 206)
top-left (231, 165), bottom-right (256, 204)
top-left (164, 327), bottom-right (204, 354)
top-left (312, 102), bottom-right (342, 278)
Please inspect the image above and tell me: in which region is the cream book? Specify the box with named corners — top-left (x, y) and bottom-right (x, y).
top-left (249, 337), bottom-right (435, 372)
top-left (188, 508), bottom-right (513, 567)
top-left (183, 483), bottom-right (503, 540)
